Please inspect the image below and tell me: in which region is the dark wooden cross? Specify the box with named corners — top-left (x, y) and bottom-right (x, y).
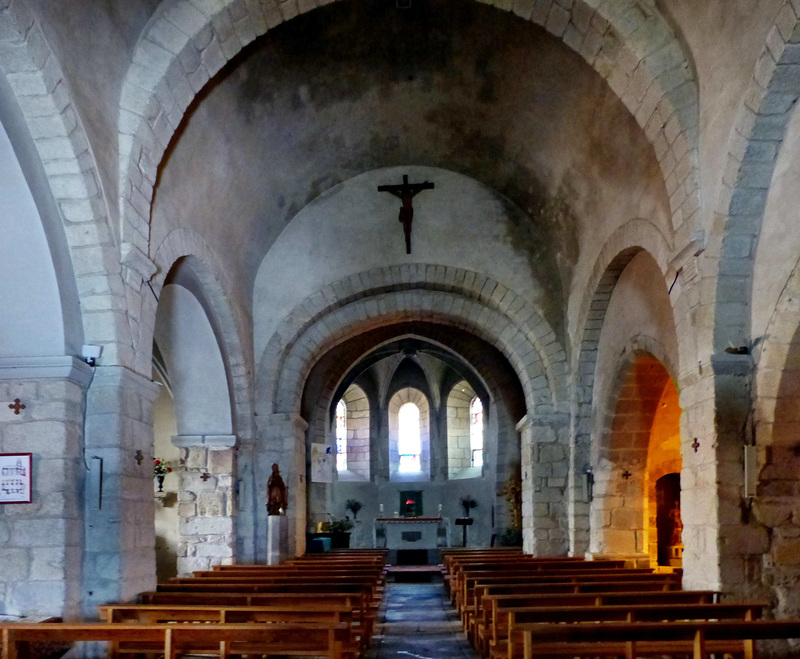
top-left (8, 398), bottom-right (25, 415)
top-left (378, 174), bottom-right (434, 254)
top-left (621, 470), bottom-right (632, 480)
top-left (200, 472), bottom-right (211, 482)
top-left (691, 438), bottom-right (700, 453)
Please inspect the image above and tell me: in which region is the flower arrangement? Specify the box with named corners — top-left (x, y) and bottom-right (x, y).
top-left (153, 458), bottom-right (172, 477)
top-left (345, 499), bottom-right (362, 520)
top-left (321, 516), bottom-right (354, 533)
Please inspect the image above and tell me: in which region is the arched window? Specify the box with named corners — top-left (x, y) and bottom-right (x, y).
top-left (335, 399), bottom-right (347, 472)
top-left (398, 402), bottom-right (421, 472)
top-left (470, 396), bottom-right (484, 467)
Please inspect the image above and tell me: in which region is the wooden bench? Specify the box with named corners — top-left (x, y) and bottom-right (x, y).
top-left (137, 590), bottom-right (376, 644)
top-left (459, 570), bottom-right (677, 617)
top-left (99, 603), bottom-right (364, 654)
top-left (449, 560), bottom-right (629, 605)
top-left (456, 568), bottom-right (669, 612)
top-left (466, 578), bottom-right (682, 640)
top-left (0, 621), bottom-right (351, 659)
top-left (491, 602), bottom-right (764, 659)
top-left (479, 589), bottom-right (719, 656)
top-left (516, 619), bottom-right (800, 659)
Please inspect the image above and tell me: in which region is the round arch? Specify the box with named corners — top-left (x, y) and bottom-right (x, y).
top-left (569, 225), bottom-right (676, 554)
top-left (588, 342), bottom-right (679, 563)
top-left (0, 1), bottom-right (130, 362)
top-left (706, 5), bottom-right (800, 354)
top-left (151, 228), bottom-right (254, 442)
top-left (119, 0), bottom-right (700, 267)
top-left (256, 264), bottom-right (568, 418)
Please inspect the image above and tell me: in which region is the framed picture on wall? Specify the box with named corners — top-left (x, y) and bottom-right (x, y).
top-left (0, 453), bottom-right (32, 504)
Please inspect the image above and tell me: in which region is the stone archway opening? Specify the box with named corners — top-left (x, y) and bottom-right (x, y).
top-left (591, 353), bottom-right (681, 567)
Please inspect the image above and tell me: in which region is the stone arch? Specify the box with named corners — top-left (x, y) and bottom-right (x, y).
top-left (151, 228), bottom-right (254, 442)
top-left (707, 2), bottom-right (800, 353)
top-left (119, 0), bottom-right (700, 266)
top-left (569, 223), bottom-right (673, 554)
top-left (589, 340), bottom-right (678, 562)
top-left (257, 264), bottom-right (568, 419)
top-left (259, 298), bottom-right (564, 423)
top-left (0, 0), bottom-right (131, 362)
top-left (302, 324), bottom-right (520, 485)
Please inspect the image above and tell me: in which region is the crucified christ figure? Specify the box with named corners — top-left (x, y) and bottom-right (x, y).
top-left (378, 174), bottom-right (434, 254)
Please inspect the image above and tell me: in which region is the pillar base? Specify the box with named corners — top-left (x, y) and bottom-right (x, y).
top-left (267, 515), bottom-right (290, 565)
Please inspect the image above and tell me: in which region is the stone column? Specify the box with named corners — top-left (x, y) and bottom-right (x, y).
top-left (0, 356), bottom-right (92, 618)
top-left (679, 354), bottom-right (753, 592)
top-left (82, 365), bottom-right (160, 615)
top-left (255, 413), bottom-right (307, 562)
top-left (518, 414), bottom-right (570, 556)
top-left (172, 435), bottom-right (237, 575)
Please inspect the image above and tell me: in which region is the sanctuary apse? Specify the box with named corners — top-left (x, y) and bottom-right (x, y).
top-left (1, 0), bottom-right (800, 634)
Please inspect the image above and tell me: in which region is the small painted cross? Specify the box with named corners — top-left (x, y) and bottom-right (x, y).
top-left (621, 470), bottom-right (632, 480)
top-left (135, 450), bottom-right (144, 465)
top-left (691, 438), bottom-right (700, 453)
top-left (200, 472), bottom-right (211, 482)
top-left (8, 398), bottom-right (25, 415)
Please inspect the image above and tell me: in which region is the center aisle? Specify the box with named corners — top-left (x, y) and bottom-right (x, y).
top-left (368, 580), bottom-right (481, 659)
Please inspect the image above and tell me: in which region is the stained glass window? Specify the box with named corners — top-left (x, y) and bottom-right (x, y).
top-left (470, 396), bottom-right (483, 467)
top-left (398, 402), bottom-right (421, 472)
top-left (336, 399), bottom-right (347, 471)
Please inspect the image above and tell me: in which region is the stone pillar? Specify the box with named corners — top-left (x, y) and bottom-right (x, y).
top-left (82, 365), bottom-right (160, 615)
top-left (255, 413), bottom-right (307, 562)
top-left (172, 435), bottom-right (237, 575)
top-left (0, 357), bottom-right (92, 618)
top-left (679, 354), bottom-right (753, 591)
top-left (235, 441), bottom-right (256, 563)
top-left (518, 414), bottom-right (570, 556)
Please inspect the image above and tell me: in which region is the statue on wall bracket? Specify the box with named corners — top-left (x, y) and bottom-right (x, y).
top-left (267, 463), bottom-right (288, 515)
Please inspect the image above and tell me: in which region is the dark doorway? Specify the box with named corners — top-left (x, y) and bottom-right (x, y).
top-left (656, 473), bottom-right (681, 566)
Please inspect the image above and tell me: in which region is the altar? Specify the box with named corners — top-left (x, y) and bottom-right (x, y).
top-left (373, 517), bottom-right (450, 564)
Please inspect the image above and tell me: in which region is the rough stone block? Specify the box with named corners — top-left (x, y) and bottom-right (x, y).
top-left (208, 449), bottom-right (233, 474)
top-left (29, 547), bottom-right (65, 581)
top-left (179, 516), bottom-right (233, 535)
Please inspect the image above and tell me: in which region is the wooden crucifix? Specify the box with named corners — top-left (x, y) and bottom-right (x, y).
top-left (378, 174), bottom-right (434, 254)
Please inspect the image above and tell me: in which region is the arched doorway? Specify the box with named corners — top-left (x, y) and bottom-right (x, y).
top-left (590, 353), bottom-right (682, 567)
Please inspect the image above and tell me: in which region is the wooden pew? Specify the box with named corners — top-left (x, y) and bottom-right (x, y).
top-left (0, 621), bottom-right (351, 659)
top-left (456, 567), bottom-right (666, 612)
top-left (467, 577), bottom-right (683, 641)
top-left (138, 589), bottom-right (376, 645)
top-left (184, 568), bottom-right (384, 581)
top-left (479, 589), bottom-right (719, 657)
top-left (99, 602), bottom-right (362, 655)
top-left (449, 559), bottom-right (629, 605)
top-left (492, 602), bottom-right (763, 659)
top-left (516, 619), bottom-right (800, 659)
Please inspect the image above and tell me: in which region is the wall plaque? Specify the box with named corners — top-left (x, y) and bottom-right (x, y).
top-left (0, 453), bottom-right (32, 504)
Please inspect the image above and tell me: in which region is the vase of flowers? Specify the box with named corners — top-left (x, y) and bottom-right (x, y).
top-left (153, 458), bottom-right (172, 492)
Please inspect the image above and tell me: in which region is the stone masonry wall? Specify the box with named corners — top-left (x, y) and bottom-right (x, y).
top-left (82, 366), bottom-right (160, 616)
top-left (343, 385), bottom-right (369, 479)
top-left (0, 370), bottom-right (88, 618)
top-left (176, 445), bottom-right (236, 575)
top-left (447, 382), bottom-right (475, 478)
